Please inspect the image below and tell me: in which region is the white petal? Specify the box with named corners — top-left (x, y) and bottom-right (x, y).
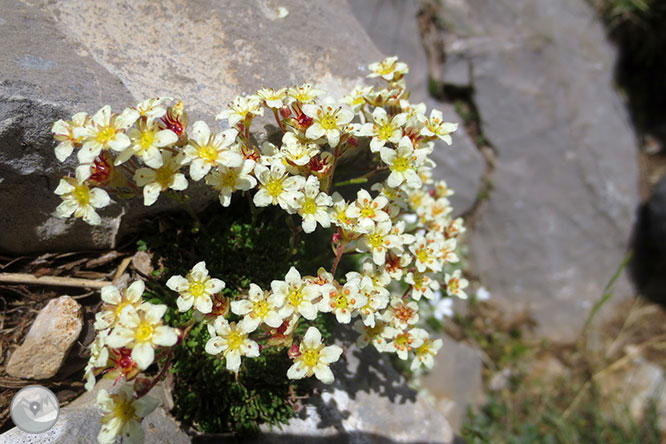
top-left (287, 363), bottom-right (307, 380)
top-left (132, 341), bottom-right (155, 370)
top-left (302, 326), bottom-right (321, 348)
top-left (152, 326), bottom-right (178, 346)
top-left (313, 364), bottom-right (335, 384)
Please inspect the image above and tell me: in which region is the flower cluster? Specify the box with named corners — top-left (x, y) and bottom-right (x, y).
top-left (66, 57), bottom-right (476, 443)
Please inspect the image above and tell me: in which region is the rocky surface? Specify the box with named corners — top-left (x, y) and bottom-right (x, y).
top-left (1, 379), bottom-right (191, 444)
top-left (6, 296), bottom-right (83, 379)
top-left (0, 0), bottom-right (383, 254)
top-left (349, 0), bottom-right (486, 216)
top-left (420, 334), bottom-right (485, 431)
top-left (433, 0), bottom-right (640, 341)
top-left (254, 342), bottom-right (454, 444)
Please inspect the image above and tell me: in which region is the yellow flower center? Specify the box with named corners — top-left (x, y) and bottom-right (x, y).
top-left (287, 287), bottom-right (304, 308)
top-left (301, 347), bottom-right (320, 368)
top-left (449, 279), bottom-right (459, 292)
top-left (365, 324), bottom-right (383, 340)
top-left (416, 340), bottom-right (430, 356)
top-left (189, 281), bottom-right (206, 298)
top-left (253, 299), bottom-right (270, 318)
top-left (395, 304), bottom-right (414, 323)
top-left (114, 301), bottom-right (130, 318)
top-left (301, 197), bottom-right (317, 215)
top-left (265, 178), bottom-right (284, 198)
top-left (197, 143), bottom-right (218, 163)
top-left (221, 171), bottom-right (237, 189)
top-left (155, 166), bottom-right (173, 188)
top-left (135, 321), bottom-right (154, 343)
top-left (368, 233), bottom-right (384, 249)
top-left (378, 124), bottom-right (395, 141)
top-left (320, 114), bottom-right (338, 130)
top-left (227, 330), bottom-right (244, 350)
top-left (138, 130), bottom-right (156, 151)
top-left (96, 126), bottom-right (116, 145)
top-left (72, 184), bottom-right (91, 206)
top-left (335, 293), bottom-right (349, 310)
top-left (112, 399), bottom-right (136, 423)
top-left (392, 156), bottom-right (409, 173)
top-left (360, 206), bottom-right (375, 218)
top-left (394, 333), bottom-right (410, 350)
top-left (416, 249), bottom-right (430, 264)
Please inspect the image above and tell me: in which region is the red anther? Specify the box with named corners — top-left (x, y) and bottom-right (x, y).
top-left (296, 113), bottom-right (313, 129)
top-left (160, 110), bottom-right (185, 136)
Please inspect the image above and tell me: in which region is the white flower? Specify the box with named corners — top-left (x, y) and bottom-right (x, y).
top-left (433, 294), bottom-right (454, 320)
top-left (302, 98), bottom-right (354, 147)
top-left (444, 217), bottom-right (466, 240)
top-left (287, 326), bottom-right (342, 384)
top-left (383, 297), bottom-right (419, 330)
top-left (96, 384), bottom-right (158, 444)
top-left (106, 304), bottom-right (179, 370)
top-left (281, 132), bottom-right (320, 166)
top-left (405, 271), bottom-right (440, 301)
top-left (94, 281), bottom-right (145, 330)
top-left (135, 97), bottom-right (171, 120)
top-left (346, 189), bottom-right (390, 233)
top-left (216, 95), bottom-right (264, 127)
top-left (388, 327), bottom-right (426, 360)
top-left (354, 319), bottom-right (395, 352)
top-left (329, 192), bottom-right (357, 232)
top-left (445, 270), bottom-right (469, 299)
top-left (166, 261), bottom-right (225, 313)
top-left (365, 107), bottom-right (407, 153)
top-left (231, 283), bottom-right (285, 332)
top-left (206, 159), bottom-right (257, 207)
top-left (352, 274), bottom-right (388, 328)
top-left (256, 87), bottom-right (287, 109)
top-left (368, 56), bottom-right (409, 82)
top-left (52, 112), bottom-right (88, 162)
top-left (74, 105), bottom-right (139, 163)
top-left (116, 119), bottom-right (178, 168)
top-left (380, 136), bottom-right (426, 189)
top-left (84, 329), bottom-right (110, 391)
top-left (410, 233), bottom-right (442, 273)
top-left (272, 267), bottom-right (320, 321)
top-left (295, 176), bottom-right (332, 233)
top-left (476, 286), bottom-right (491, 301)
top-left (319, 279), bottom-right (366, 324)
top-left (439, 238), bottom-right (460, 264)
top-left (133, 151), bottom-right (188, 206)
top-left (287, 83), bottom-right (326, 105)
top-left (411, 336), bottom-right (443, 371)
top-left (183, 121), bottom-right (241, 181)
top-left (420, 109), bottom-right (458, 145)
top-left (356, 220), bottom-right (400, 266)
top-left (205, 317), bottom-right (260, 371)
top-left (54, 177), bottom-right (110, 225)
top-left (253, 160), bottom-right (304, 211)
top-left (343, 85), bottom-right (374, 112)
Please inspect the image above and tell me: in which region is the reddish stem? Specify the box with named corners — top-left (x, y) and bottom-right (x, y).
top-left (331, 240), bottom-right (348, 277)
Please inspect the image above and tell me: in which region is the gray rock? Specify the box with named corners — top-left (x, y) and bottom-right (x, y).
top-left (254, 343), bottom-right (454, 444)
top-left (349, 0), bottom-right (486, 215)
top-left (6, 296), bottom-right (83, 380)
top-left (420, 334), bottom-right (485, 431)
top-left (435, 0), bottom-right (639, 341)
top-left (0, 0), bottom-right (383, 254)
top-left (0, 379), bottom-right (191, 444)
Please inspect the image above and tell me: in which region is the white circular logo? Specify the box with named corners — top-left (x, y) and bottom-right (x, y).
top-left (10, 385), bottom-right (60, 434)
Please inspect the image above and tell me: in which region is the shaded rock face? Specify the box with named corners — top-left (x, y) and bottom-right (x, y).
top-left (255, 341), bottom-right (454, 444)
top-left (631, 175), bottom-right (666, 307)
top-left (6, 296), bottom-right (83, 380)
top-left (0, 0), bottom-right (383, 254)
top-left (434, 0), bottom-right (639, 341)
top-left (348, 0), bottom-right (486, 216)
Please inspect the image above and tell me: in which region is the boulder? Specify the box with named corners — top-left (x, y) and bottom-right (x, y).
top-left (434, 0), bottom-right (640, 341)
top-left (0, 0), bottom-right (383, 254)
top-left (348, 0), bottom-right (486, 216)
top-left (6, 296), bottom-right (83, 380)
top-left (1, 379), bottom-right (191, 444)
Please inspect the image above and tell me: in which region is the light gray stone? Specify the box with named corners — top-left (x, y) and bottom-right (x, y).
top-left (436, 0), bottom-right (640, 341)
top-left (348, 0), bottom-right (486, 216)
top-left (420, 334), bottom-right (485, 431)
top-left (0, 379), bottom-right (191, 444)
top-left (1, 0), bottom-right (383, 254)
top-left (6, 296), bottom-right (83, 380)
top-left (256, 343), bottom-right (454, 444)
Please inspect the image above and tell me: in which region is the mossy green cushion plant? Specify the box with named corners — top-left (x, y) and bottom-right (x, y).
top-left (52, 57), bottom-right (471, 443)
